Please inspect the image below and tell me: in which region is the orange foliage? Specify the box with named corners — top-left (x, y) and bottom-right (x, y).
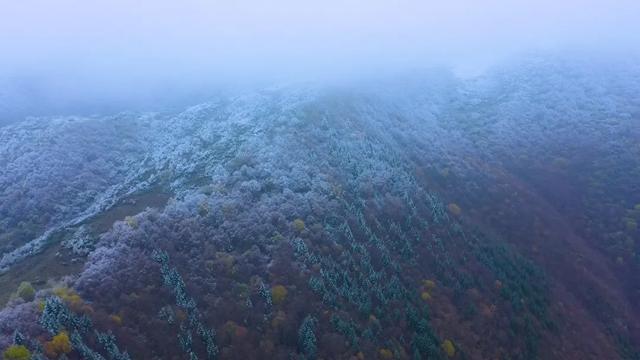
top-left (110, 314), bottom-right (123, 326)
top-left (447, 203), bottom-right (462, 216)
top-left (53, 287), bottom-right (83, 309)
top-left (379, 348), bottom-right (393, 359)
top-left (271, 310), bottom-right (286, 328)
top-left (44, 332), bottom-right (72, 358)
top-left (271, 285), bottom-right (288, 305)
top-left (422, 279), bottom-right (436, 289)
top-left (223, 321), bottom-right (248, 339)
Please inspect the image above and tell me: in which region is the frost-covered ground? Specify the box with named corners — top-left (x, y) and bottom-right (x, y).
top-left (0, 57), bottom-right (639, 359)
top-left (0, 89), bottom-right (315, 271)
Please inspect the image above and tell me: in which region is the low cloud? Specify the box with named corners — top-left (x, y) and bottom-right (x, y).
top-left (1, 0), bottom-right (639, 119)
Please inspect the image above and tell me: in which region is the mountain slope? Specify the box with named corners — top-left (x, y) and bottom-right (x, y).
top-left (0, 58), bottom-right (638, 359)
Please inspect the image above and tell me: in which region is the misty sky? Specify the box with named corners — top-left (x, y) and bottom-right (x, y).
top-left (1, 0), bottom-right (639, 117)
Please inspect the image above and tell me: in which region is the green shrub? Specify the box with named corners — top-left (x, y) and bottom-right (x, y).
top-left (16, 282), bottom-right (35, 302)
top-left (2, 345), bottom-right (31, 360)
top-left (293, 219), bottom-right (305, 232)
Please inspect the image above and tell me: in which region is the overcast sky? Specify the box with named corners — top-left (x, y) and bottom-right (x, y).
top-left (1, 1), bottom-right (639, 117)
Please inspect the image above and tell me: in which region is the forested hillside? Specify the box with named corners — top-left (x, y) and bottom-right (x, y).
top-left (1, 57), bottom-right (638, 359)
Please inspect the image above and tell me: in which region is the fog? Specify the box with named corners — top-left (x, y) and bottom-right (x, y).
top-left (1, 0), bottom-right (639, 121)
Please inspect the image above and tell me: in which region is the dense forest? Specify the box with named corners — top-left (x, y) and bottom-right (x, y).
top-left (0, 56), bottom-right (639, 359)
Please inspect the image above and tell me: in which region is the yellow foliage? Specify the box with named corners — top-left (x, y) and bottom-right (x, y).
top-left (68, 294), bottom-right (82, 307)
top-left (379, 348), bottom-right (393, 359)
top-left (44, 332), bottom-right (72, 358)
top-left (52, 287), bottom-right (72, 299)
top-left (422, 279), bottom-right (436, 289)
top-left (271, 285), bottom-right (288, 305)
top-left (293, 219), bottom-right (305, 232)
top-left (271, 310), bottom-right (286, 328)
top-left (447, 203), bottom-right (462, 216)
top-left (442, 339), bottom-right (456, 357)
top-left (53, 287), bottom-right (83, 309)
top-left (2, 345), bottom-right (31, 360)
top-left (271, 233), bottom-right (285, 243)
top-left (421, 291), bottom-right (432, 301)
top-left (110, 314), bottom-right (123, 326)
top-left (124, 216), bottom-right (138, 228)
top-left (175, 309), bottom-right (187, 322)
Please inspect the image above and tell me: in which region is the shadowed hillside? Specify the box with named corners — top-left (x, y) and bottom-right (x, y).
top-left (0, 57), bottom-right (639, 359)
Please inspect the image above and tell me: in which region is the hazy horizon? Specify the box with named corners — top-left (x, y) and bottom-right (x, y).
top-left (1, 1), bottom-right (640, 122)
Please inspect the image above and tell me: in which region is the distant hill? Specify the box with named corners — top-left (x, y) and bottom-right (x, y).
top-left (0, 57), bottom-right (639, 359)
